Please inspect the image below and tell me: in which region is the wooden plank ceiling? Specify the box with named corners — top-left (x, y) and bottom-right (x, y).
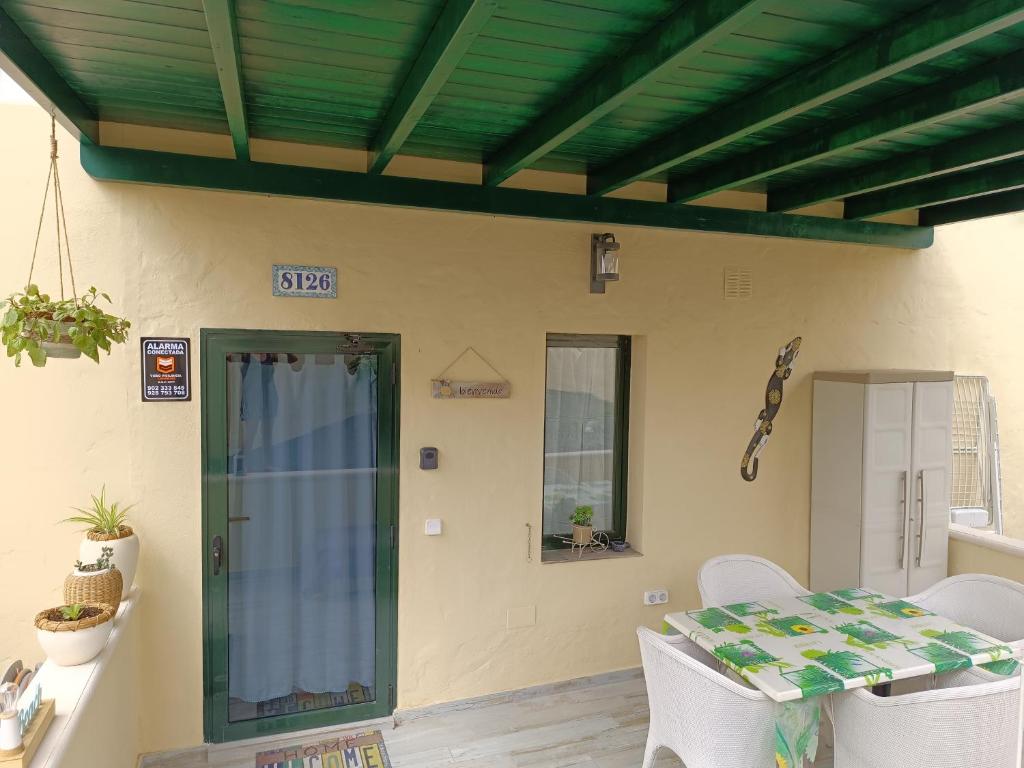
top-left (3, 0), bottom-right (1024, 246)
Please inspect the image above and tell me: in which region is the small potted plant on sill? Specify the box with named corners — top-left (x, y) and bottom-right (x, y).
top-left (63, 487), bottom-right (138, 600)
top-left (1, 284), bottom-right (130, 367)
top-left (570, 505), bottom-right (594, 546)
top-left (34, 603), bottom-right (115, 667)
top-left (64, 547), bottom-right (122, 613)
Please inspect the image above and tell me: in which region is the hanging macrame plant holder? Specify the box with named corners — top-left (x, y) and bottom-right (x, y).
top-left (1, 116), bottom-right (130, 367)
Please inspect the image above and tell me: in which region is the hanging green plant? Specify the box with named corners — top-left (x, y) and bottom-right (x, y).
top-left (4, 115), bottom-right (130, 368)
top-left (2, 285), bottom-right (130, 366)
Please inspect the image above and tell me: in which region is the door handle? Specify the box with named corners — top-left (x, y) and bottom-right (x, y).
top-left (212, 535), bottom-right (223, 576)
top-left (898, 471), bottom-right (909, 569)
top-left (915, 471), bottom-right (926, 566)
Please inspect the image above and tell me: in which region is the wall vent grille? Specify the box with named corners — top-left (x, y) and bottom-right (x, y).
top-left (724, 267), bottom-right (752, 300)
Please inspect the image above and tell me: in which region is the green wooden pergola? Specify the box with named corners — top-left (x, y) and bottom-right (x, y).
top-left (2, 0), bottom-right (1024, 248)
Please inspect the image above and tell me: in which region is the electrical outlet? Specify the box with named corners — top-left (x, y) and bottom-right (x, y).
top-left (644, 589), bottom-right (669, 606)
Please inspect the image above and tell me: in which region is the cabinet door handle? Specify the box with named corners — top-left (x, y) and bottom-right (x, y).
top-left (898, 471), bottom-right (909, 569)
top-left (916, 471), bottom-right (926, 566)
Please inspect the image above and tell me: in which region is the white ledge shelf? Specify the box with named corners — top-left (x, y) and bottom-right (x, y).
top-left (26, 589), bottom-right (140, 768)
top-left (949, 523), bottom-right (1024, 558)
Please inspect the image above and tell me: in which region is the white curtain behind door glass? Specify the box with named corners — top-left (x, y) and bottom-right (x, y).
top-left (226, 353), bottom-right (377, 705)
top-left (543, 346), bottom-right (616, 535)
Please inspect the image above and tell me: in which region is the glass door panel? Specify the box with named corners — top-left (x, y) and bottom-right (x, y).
top-left (203, 332), bottom-right (398, 743)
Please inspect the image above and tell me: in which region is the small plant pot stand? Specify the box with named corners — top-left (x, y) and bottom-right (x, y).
top-left (553, 530), bottom-right (610, 559)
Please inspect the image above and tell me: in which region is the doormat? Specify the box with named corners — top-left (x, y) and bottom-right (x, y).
top-left (255, 730), bottom-right (391, 767)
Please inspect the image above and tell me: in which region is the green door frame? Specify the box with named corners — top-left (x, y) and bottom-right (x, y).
top-left (201, 328), bottom-right (400, 744)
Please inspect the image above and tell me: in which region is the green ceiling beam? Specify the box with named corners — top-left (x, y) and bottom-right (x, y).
top-left (368, 0), bottom-right (498, 175)
top-left (483, 0), bottom-right (769, 187)
top-left (80, 143), bottom-right (933, 250)
top-left (844, 157), bottom-right (1024, 220)
top-left (919, 188), bottom-right (1024, 225)
top-left (202, 0), bottom-right (249, 161)
top-left (669, 50), bottom-right (1024, 203)
top-left (0, 6), bottom-right (97, 143)
top-left (589, 0), bottom-right (1024, 197)
top-left (769, 122), bottom-right (1024, 212)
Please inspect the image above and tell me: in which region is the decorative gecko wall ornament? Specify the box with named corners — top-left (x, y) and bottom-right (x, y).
top-left (741, 337), bottom-right (802, 482)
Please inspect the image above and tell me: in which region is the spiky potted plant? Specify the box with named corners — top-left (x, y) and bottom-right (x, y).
top-left (570, 505), bottom-right (594, 546)
top-left (63, 488), bottom-right (138, 599)
top-left (1, 284), bottom-right (130, 366)
top-left (34, 603), bottom-right (115, 666)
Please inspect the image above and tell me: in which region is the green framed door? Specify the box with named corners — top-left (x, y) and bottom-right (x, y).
top-left (201, 329), bottom-right (399, 743)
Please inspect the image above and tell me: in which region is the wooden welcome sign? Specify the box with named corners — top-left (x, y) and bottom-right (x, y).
top-left (431, 379), bottom-right (511, 399)
top-left (431, 347), bottom-right (511, 399)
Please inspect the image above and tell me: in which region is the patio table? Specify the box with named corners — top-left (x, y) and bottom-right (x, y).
top-left (664, 588), bottom-right (1024, 767)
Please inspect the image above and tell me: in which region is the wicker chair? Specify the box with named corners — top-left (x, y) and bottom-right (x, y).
top-left (636, 626), bottom-right (776, 768)
top-left (935, 649), bottom-right (1024, 765)
top-left (831, 677), bottom-right (1021, 768)
top-left (934, 658), bottom-right (1020, 689)
top-left (697, 554), bottom-right (810, 607)
top-left (908, 573), bottom-right (1024, 643)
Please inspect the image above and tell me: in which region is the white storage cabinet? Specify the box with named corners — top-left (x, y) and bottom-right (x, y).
top-left (810, 371), bottom-right (954, 597)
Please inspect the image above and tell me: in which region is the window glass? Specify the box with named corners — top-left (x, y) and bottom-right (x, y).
top-left (542, 335), bottom-right (629, 546)
top-left (952, 375), bottom-right (1002, 532)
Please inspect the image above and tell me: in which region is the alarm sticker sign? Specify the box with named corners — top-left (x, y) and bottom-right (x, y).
top-left (141, 337), bottom-right (191, 402)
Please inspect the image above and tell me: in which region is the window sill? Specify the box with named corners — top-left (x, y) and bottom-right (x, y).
top-left (541, 547), bottom-right (642, 564)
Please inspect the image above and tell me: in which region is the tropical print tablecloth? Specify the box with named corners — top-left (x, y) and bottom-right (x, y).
top-left (664, 589), bottom-right (1022, 767)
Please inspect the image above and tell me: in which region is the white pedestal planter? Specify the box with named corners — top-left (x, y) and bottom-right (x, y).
top-left (79, 530), bottom-right (138, 599)
top-left (34, 605), bottom-right (115, 667)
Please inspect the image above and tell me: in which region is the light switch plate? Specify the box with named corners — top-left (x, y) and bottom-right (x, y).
top-left (507, 605), bottom-right (536, 629)
top-left (424, 518), bottom-right (443, 536)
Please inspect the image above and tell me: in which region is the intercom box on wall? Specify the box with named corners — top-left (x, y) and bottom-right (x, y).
top-left (420, 447), bottom-right (439, 470)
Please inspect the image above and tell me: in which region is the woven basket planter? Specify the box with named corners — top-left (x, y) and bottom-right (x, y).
top-left (34, 604), bottom-right (114, 633)
top-left (64, 567), bottom-right (122, 612)
top-left (80, 525), bottom-right (138, 599)
top-left (85, 524), bottom-right (133, 543)
top-left (34, 604), bottom-right (115, 666)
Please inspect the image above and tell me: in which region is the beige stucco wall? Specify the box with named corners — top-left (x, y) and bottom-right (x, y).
top-left (3, 103), bottom-right (1024, 755)
top-left (949, 529), bottom-right (1024, 583)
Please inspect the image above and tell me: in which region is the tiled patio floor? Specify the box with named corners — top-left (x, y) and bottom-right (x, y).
top-left (144, 670), bottom-right (836, 767)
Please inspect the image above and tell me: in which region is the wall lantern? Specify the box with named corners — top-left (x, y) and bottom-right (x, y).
top-left (590, 233), bottom-right (620, 294)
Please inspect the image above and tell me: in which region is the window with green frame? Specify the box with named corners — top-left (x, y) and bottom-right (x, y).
top-left (542, 334), bottom-right (630, 549)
